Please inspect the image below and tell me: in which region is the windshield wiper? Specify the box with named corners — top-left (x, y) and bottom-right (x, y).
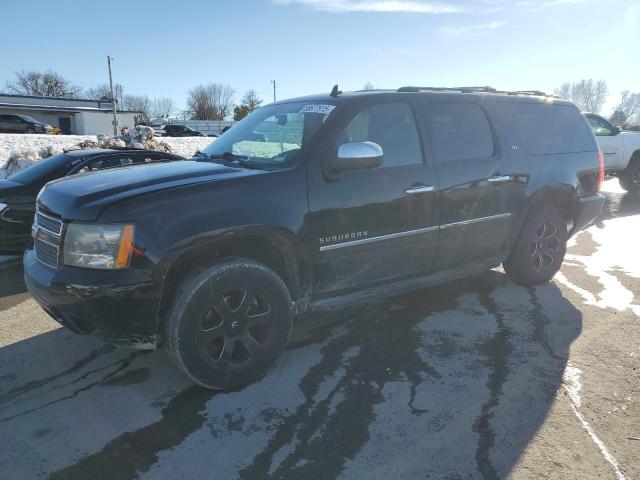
top-left (208, 152), bottom-right (257, 169)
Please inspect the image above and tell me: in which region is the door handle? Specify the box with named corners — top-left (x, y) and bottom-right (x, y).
top-left (487, 175), bottom-right (511, 183)
top-left (405, 185), bottom-right (435, 194)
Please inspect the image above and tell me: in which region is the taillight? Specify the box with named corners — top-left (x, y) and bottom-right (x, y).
top-left (597, 150), bottom-right (604, 192)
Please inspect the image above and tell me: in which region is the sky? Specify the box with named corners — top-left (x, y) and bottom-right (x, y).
top-left (1, 0), bottom-right (638, 115)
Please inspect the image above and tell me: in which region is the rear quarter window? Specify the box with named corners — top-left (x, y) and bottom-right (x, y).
top-left (425, 102), bottom-right (495, 163)
top-left (503, 102), bottom-right (596, 155)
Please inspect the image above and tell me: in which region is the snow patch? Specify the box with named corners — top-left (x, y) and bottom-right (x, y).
top-left (0, 133), bottom-right (214, 178)
top-left (558, 216), bottom-right (640, 316)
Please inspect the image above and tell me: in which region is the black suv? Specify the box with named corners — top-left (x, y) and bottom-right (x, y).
top-left (0, 114), bottom-right (53, 134)
top-left (24, 86), bottom-right (605, 389)
top-left (162, 124), bottom-right (206, 137)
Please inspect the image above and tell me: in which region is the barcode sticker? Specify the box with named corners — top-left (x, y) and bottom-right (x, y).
top-left (299, 104), bottom-right (336, 115)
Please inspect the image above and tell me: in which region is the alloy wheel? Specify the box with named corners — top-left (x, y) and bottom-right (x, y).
top-left (196, 287), bottom-right (274, 367)
top-left (529, 221), bottom-right (560, 272)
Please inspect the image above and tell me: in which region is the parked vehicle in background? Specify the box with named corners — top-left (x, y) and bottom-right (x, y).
top-left (585, 112), bottom-right (640, 192)
top-left (0, 114), bottom-right (53, 134)
top-left (163, 124), bottom-right (206, 137)
top-left (25, 86), bottom-right (604, 390)
top-left (0, 148), bottom-right (184, 254)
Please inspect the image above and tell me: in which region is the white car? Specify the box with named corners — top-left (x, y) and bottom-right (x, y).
top-left (585, 113), bottom-right (640, 192)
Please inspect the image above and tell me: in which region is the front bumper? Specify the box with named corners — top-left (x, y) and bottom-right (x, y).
top-left (24, 247), bottom-right (162, 348)
top-left (572, 193), bottom-right (605, 234)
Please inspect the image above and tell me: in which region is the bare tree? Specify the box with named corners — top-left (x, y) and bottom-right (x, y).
top-left (241, 90), bottom-right (263, 112)
top-left (4, 70), bottom-right (81, 98)
top-left (123, 95), bottom-right (151, 123)
top-left (610, 90), bottom-right (640, 128)
top-left (363, 82), bottom-right (374, 90)
top-left (85, 83), bottom-right (124, 102)
top-left (150, 97), bottom-right (175, 118)
top-left (234, 89), bottom-right (263, 120)
top-left (187, 83), bottom-right (235, 120)
top-left (554, 79), bottom-right (608, 113)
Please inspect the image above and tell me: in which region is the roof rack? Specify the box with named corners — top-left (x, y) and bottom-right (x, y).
top-left (396, 86), bottom-right (556, 97)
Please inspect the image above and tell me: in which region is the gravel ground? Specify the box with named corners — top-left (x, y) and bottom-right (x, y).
top-left (0, 180), bottom-right (638, 480)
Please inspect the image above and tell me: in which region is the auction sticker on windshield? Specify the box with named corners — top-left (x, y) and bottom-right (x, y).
top-left (299, 104), bottom-right (335, 114)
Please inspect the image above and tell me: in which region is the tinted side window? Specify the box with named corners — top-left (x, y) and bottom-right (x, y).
top-left (505, 103), bottom-right (596, 155)
top-left (426, 103), bottom-right (494, 163)
top-left (337, 102), bottom-right (423, 168)
top-left (77, 155), bottom-right (139, 174)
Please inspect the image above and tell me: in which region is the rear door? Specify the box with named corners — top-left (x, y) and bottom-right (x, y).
top-left (307, 97), bottom-right (440, 294)
top-left (419, 99), bottom-right (520, 271)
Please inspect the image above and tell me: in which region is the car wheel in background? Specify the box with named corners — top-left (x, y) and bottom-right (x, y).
top-left (503, 205), bottom-right (567, 286)
top-left (165, 257), bottom-right (293, 390)
top-left (619, 155), bottom-right (640, 193)
top-left (26, 127), bottom-right (35, 134)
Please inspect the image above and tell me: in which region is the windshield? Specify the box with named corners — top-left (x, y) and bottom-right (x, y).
top-left (199, 101), bottom-right (334, 167)
top-left (17, 114), bottom-right (41, 124)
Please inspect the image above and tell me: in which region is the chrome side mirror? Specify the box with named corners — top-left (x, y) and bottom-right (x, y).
top-left (332, 141), bottom-right (383, 172)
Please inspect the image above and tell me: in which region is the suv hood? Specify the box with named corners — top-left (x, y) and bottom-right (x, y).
top-left (38, 160), bottom-right (262, 221)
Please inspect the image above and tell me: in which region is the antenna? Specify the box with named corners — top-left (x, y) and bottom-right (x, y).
top-left (330, 84), bottom-right (341, 97)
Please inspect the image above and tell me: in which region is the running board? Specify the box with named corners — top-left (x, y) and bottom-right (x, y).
top-left (300, 256), bottom-right (502, 313)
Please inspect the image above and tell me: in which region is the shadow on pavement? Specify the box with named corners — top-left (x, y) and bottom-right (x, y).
top-left (0, 256), bottom-right (27, 311)
top-left (0, 270), bottom-right (582, 480)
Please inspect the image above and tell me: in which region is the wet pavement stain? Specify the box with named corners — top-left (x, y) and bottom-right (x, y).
top-left (0, 351), bottom-right (145, 425)
top-left (48, 386), bottom-right (215, 480)
top-left (238, 278), bottom-right (491, 480)
top-left (0, 345), bottom-right (115, 407)
top-left (472, 287), bottom-right (512, 480)
top-left (102, 367), bottom-right (151, 387)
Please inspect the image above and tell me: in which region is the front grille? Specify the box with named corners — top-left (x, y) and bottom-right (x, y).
top-left (34, 208), bottom-right (64, 268)
top-left (35, 238), bottom-right (59, 269)
top-left (36, 210), bottom-right (63, 236)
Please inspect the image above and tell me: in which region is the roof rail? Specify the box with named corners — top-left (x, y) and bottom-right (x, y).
top-left (396, 86), bottom-right (555, 97)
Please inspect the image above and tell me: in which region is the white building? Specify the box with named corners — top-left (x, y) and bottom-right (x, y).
top-left (0, 94), bottom-right (140, 135)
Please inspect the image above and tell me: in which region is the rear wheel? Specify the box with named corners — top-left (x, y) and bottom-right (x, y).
top-left (619, 156), bottom-right (640, 193)
top-left (503, 205), bottom-right (567, 286)
top-left (165, 258), bottom-right (293, 390)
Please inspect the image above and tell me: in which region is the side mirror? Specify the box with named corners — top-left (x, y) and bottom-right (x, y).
top-left (612, 126), bottom-right (622, 135)
top-left (331, 141), bottom-right (383, 173)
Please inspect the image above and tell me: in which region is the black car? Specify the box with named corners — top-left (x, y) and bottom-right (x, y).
top-left (0, 148), bottom-right (184, 254)
top-left (0, 114), bottom-right (53, 134)
top-left (25, 86), bottom-right (604, 390)
top-left (162, 124), bottom-right (206, 137)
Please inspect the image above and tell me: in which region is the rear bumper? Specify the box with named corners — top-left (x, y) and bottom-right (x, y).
top-left (24, 247), bottom-right (162, 348)
top-left (572, 193), bottom-right (605, 234)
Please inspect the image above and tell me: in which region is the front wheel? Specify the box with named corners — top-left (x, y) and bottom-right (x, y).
top-left (164, 258), bottom-right (293, 390)
top-left (25, 127), bottom-right (35, 134)
top-left (619, 157), bottom-right (640, 193)
top-left (503, 205), bottom-right (567, 286)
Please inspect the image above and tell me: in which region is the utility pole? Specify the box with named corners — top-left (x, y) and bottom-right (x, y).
top-left (270, 80), bottom-right (276, 102)
top-left (107, 55), bottom-right (118, 136)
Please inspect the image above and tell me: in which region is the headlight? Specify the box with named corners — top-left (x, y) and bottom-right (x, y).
top-left (63, 223), bottom-right (135, 269)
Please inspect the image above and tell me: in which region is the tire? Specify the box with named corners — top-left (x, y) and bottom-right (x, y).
top-left (164, 257), bottom-right (293, 390)
top-left (26, 128), bottom-right (35, 134)
top-left (619, 157), bottom-right (640, 193)
top-left (503, 205), bottom-right (567, 286)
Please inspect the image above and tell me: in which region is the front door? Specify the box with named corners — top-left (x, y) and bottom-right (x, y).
top-left (307, 98), bottom-right (440, 295)
top-left (586, 114), bottom-right (624, 170)
top-left (58, 117), bottom-right (71, 134)
top-left (418, 99), bottom-right (518, 271)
